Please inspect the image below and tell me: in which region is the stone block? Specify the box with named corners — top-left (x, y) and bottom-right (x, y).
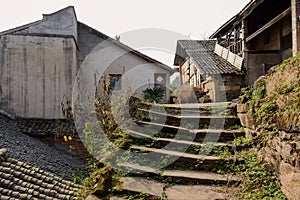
top-left (244, 128), bottom-right (257, 139)
top-left (280, 162), bottom-right (300, 200)
top-left (272, 137), bottom-right (283, 153)
top-left (279, 131), bottom-right (292, 141)
top-left (86, 195), bottom-right (101, 200)
top-left (237, 113), bottom-right (255, 129)
top-left (198, 95), bottom-right (211, 103)
top-left (253, 76), bottom-right (266, 90)
top-left (165, 185), bottom-right (227, 200)
top-left (237, 103), bottom-right (249, 113)
top-left (275, 112), bottom-right (300, 132)
top-left (119, 177), bottom-right (163, 197)
top-left (271, 152), bottom-right (282, 171)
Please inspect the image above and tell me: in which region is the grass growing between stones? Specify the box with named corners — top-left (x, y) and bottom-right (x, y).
top-left (235, 54), bottom-right (300, 199)
top-left (215, 137), bottom-right (287, 200)
top-left (240, 53), bottom-right (300, 132)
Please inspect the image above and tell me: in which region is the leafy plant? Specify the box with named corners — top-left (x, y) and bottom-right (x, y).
top-left (216, 149), bottom-right (287, 199)
top-left (78, 75), bottom-right (133, 198)
top-left (213, 135), bottom-right (287, 200)
top-left (143, 87), bottom-right (165, 103)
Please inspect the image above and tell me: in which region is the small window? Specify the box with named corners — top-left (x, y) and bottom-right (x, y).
top-left (109, 74), bottom-right (122, 90)
top-left (263, 63), bottom-right (277, 74)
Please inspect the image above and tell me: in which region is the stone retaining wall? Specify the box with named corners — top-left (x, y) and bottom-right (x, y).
top-left (237, 104), bottom-right (300, 200)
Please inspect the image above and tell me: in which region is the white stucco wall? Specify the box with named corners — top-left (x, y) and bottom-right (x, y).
top-left (0, 35), bottom-right (77, 119)
top-left (0, 34), bottom-right (172, 119)
top-left (80, 42), bottom-right (172, 102)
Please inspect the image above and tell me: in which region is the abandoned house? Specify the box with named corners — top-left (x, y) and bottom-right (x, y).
top-left (174, 40), bottom-right (242, 102)
top-left (0, 6), bottom-right (174, 119)
top-left (210, 0), bottom-right (298, 85)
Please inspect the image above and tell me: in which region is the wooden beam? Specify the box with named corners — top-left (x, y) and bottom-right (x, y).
top-left (246, 8), bottom-right (291, 42)
top-left (245, 49), bottom-right (280, 54)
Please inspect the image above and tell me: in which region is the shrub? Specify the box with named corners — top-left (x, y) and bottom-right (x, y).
top-left (142, 86), bottom-right (165, 103)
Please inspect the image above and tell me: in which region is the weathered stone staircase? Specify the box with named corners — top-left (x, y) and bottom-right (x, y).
top-left (111, 102), bottom-right (244, 200)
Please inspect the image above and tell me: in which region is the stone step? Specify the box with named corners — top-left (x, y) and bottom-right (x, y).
top-left (155, 138), bottom-right (230, 148)
top-left (137, 107), bottom-right (236, 116)
top-left (118, 177), bottom-right (164, 198)
top-left (110, 197), bottom-right (127, 200)
top-left (136, 109), bottom-right (240, 129)
top-left (129, 122), bottom-right (245, 142)
top-left (137, 104), bottom-right (235, 117)
top-left (87, 195), bottom-right (127, 200)
top-left (117, 177), bottom-right (228, 200)
top-left (117, 162), bottom-right (238, 186)
top-left (130, 145), bottom-right (221, 165)
top-left (126, 129), bottom-right (232, 149)
top-left (138, 108), bottom-right (238, 120)
top-left (141, 102), bottom-right (234, 111)
top-left (167, 109), bottom-right (235, 117)
top-left (117, 162), bottom-right (161, 175)
top-left (165, 185), bottom-right (227, 200)
top-left (161, 170), bottom-right (239, 185)
top-left (190, 129), bottom-right (245, 142)
top-left (133, 120), bottom-right (190, 134)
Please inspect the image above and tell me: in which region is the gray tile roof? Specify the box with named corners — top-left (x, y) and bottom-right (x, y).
top-left (0, 148), bottom-right (81, 200)
top-left (179, 40), bottom-right (216, 52)
top-left (17, 119), bottom-right (75, 136)
top-left (174, 40), bottom-right (241, 75)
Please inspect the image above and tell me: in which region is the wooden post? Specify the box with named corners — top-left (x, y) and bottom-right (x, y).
top-left (242, 19), bottom-right (249, 54)
top-left (234, 28), bottom-right (237, 53)
top-left (291, 0), bottom-right (300, 56)
top-left (242, 19), bottom-right (249, 86)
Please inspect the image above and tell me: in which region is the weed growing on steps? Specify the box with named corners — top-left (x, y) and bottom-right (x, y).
top-left (215, 137), bottom-right (287, 199)
top-left (233, 136), bottom-right (252, 147)
top-left (118, 193), bottom-right (161, 200)
top-left (77, 75), bottom-right (139, 199)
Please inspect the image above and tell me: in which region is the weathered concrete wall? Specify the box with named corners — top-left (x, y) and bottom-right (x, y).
top-left (222, 74), bottom-right (242, 100)
top-left (245, 15), bottom-right (292, 85)
top-left (249, 15), bottom-right (292, 54)
top-left (29, 7), bottom-right (78, 43)
top-left (77, 23), bottom-right (106, 56)
top-left (247, 53), bottom-right (281, 85)
top-left (251, 24), bottom-right (280, 51)
top-left (203, 74), bottom-right (241, 101)
top-left (0, 35), bottom-right (77, 119)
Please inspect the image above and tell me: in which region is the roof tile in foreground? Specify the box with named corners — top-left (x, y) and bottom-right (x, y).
top-left (0, 148), bottom-right (81, 200)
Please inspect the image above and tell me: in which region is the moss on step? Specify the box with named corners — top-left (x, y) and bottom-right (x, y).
top-left (214, 137), bottom-right (287, 199)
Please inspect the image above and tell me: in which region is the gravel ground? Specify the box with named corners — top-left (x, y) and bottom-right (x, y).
top-left (0, 114), bottom-right (89, 181)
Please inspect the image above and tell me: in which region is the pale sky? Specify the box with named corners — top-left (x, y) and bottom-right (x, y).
top-left (0, 0), bottom-right (250, 66)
